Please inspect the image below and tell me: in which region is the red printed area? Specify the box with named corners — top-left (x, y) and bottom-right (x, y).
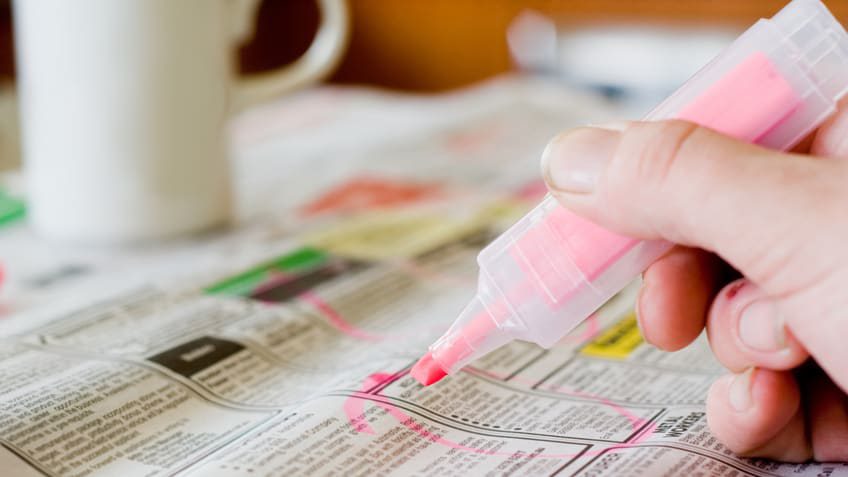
top-left (343, 370), bottom-right (656, 460)
top-left (515, 179), bottom-right (549, 203)
top-left (299, 177), bottom-right (442, 217)
top-left (444, 123), bottom-right (505, 154)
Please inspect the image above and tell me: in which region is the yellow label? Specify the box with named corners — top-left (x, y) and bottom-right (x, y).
top-left (304, 212), bottom-right (478, 261)
top-left (581, 314), bottom-right (644, 359)
top-left (473, 199), bottom-right (530, 225)
top-left (303, 195), bottom-right (533, 261)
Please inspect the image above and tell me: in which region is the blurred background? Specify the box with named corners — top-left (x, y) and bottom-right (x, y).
top-left (0, 0), bottom-right (845, 314)
top-left (1, 0), bottom-right (847, 171)
top-left (237, 0), bottom-right (848, 91)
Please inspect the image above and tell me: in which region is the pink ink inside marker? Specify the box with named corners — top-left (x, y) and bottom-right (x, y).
top-left (413, 0), bottom-right (848, 385)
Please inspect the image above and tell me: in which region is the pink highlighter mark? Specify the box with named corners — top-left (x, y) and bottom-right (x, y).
top-left (343, 372), bottom-right (395, 435)
top-left (251, 270), bottom-right (294, 298)
top-left (344, 371), bottom-right (657, 461)
top-left (299, 291), bottom-right (385, 342)
top-left (298, 290), bottom-right (447, 344)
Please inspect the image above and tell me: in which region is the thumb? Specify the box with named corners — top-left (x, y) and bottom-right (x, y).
top-left (541, 120), bottom-right (837, 286)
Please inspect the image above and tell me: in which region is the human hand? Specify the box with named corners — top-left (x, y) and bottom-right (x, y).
top-left (541, 105), bottom-right (848, 462)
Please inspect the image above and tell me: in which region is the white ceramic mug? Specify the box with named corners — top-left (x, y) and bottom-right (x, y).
top-left (13, 0), bottom-right (348, 243)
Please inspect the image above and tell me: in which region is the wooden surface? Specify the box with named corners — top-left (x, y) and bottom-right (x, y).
top-left (256, 0), bottom-right (848, 91)
top-left (3, 0), bottom-right (848, 91)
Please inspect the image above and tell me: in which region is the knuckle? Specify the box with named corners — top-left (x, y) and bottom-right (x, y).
top-left (617, 120), bottom-right (700, 188)
top-left (603, 120), bottom-right (703, 238)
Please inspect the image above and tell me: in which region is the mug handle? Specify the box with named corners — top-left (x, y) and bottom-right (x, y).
top-left (231, 0), bottom-right (350, 112)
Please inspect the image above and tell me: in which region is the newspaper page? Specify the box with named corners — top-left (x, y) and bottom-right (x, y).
top-left (0, 79), bottom-right (844, 476)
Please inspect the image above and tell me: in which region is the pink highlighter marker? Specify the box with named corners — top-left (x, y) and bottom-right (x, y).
top-left (413, 0), bottom-right (848, 386)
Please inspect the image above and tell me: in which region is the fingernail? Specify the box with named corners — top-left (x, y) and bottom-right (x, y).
top-left (590, 121), bottom-right (630, 132)
top-left (541, 126), bottom-right (622, 194)
top-left (738, 300), bottom-right (786, 352)
top-left (729, 368), bottom-right (755, 412)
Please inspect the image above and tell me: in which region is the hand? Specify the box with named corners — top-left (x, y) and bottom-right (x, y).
top-left (541, 104), bottom-right (848, 462)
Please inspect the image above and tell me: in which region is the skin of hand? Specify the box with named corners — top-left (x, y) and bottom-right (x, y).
top-left (541, 101), bottom-right (848, 462)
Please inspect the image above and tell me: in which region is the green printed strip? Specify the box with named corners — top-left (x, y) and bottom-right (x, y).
top-left (0, 192), bottom-right (25, 227)
top-left (205, 247), bottom-right (328, 296)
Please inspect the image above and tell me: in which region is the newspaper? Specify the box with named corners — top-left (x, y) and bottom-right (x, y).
top-left (0, 78), bottom-right (844, 476)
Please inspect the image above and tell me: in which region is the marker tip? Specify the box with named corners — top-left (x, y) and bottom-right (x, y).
top-left (411, 352), bottom-right (447, 386)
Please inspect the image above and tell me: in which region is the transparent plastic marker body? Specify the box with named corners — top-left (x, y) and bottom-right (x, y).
top-left (412, 0), bottom-right (848, 386)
